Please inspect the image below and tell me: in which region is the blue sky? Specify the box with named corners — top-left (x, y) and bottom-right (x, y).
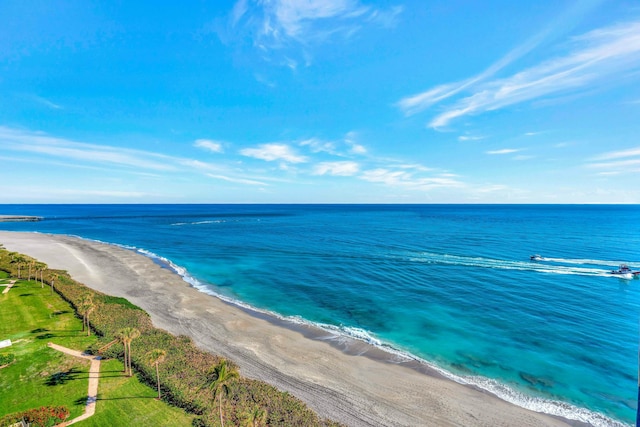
top-left (1, 0), bottom-right (640, 203)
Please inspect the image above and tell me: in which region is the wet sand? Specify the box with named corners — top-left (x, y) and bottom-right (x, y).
top-left (0, 231), bottom-right (582, 427)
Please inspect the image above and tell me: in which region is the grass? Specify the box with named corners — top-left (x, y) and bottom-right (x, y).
top-left (0, 278), bottom-right (94, 419)
top-left (0, 275), bottom-right (194, 426)
top-left (82, 359), bottom-right (194, 427)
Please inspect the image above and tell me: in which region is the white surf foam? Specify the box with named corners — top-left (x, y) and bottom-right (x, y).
top-left (406, 252), bottom-right (627, 278)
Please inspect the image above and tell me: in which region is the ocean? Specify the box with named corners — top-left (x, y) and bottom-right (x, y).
top-left (0, 204), bottom-right (638, 426)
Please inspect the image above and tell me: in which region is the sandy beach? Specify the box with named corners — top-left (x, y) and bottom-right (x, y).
top-left (0, 231), bottom-right (583, 427)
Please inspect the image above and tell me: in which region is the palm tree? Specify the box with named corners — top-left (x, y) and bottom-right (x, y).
top-left (147, 349), bottom-right (167, 399)
top-left (206, 359), bottom-right (239, 427)
top-left (117, 327), bottom-right (141, 376)
top-left (35, 262), bottom-right (47, 288)
top-left (11, 254), bottom-right (26, 279)
top-left (77, 295), bottom-right (95, 336)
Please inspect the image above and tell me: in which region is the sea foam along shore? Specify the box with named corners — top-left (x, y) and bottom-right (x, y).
top-left (0, 231), bottom-right (616, 427)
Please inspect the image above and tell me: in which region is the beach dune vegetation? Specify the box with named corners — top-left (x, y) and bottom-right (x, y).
top-left (0, 247), bottom-right (344, 427)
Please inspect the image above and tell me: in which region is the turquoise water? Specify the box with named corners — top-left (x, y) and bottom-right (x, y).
top-left (1, 204), bottom-right (638, 426)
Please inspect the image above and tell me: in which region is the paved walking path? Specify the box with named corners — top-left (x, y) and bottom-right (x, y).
top-left (1, 280), bottom-right (16, 294)
top-left (47, 342), bottom-right (102, 425)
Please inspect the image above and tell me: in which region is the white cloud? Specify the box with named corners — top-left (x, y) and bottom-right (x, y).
top-left (179, 159), bottom-right (222, 172)
top-left (313, 161), bottom-right (359, 176)
top-left (31, 95), bottom-right (63, 110)
top-left (458, 135), bottom-right (486, 142)
top-left (486, 148), bottom-right (521, 155)
top-left (344, 131), bottom-right (367, 154)
top-left (207, 174), bottom-right (268, 186)
top-left (298, 133), bottom-right (367, 157)
top-left (360, 168), bottom-right (463, 189)
top-left (300, 137), bottom-right (338, 154)
top-left (398, 19), bottom-right (640, 128)
top-left (585, 145), bottom-right (640, 174)
top-left (240, 143), bottom-right (308, 163)
top-left (0, 126), bottom-right (177, 171)
top-left (591, 146), bottom-right (640, 161)
top-left (587, 158), bottom-right (640, 169)
top-left (194, 139), bottom-right (224, 153)
top-left (228, 0), bottom-right (402, 65)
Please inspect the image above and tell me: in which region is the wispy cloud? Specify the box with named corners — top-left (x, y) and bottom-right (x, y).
top-left (206, 174), bottom-right (268, 186)
top-left (585, 145), bottom-right (640, 174)
top-left (0, 126), bottom-right (177, 171)
top-left (299, 132), bottom-right (367, 156)
top-left (590, 146), bottom-right (640, 160)
top-left (486, 148), bottom-right (522, 155)
top-left (398, 19), bottom-right (640, 128)
top-left (31, 95), bottom-right (63, 110)
top-left (360, 168), bottom-right (463, 190)
top-left (227, 0), bottom-right (402, 65)
top-left (194, 139), bottom-right (225, 153)
top-left (313, 161), bottom-right (359, 176)
top-left (240, 143), bottom-right (308, 163)
top-left (458, 135), bottom-right (486, 142)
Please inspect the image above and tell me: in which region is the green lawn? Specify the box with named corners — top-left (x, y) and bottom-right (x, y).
top-left (0, 275), bottom-right (194, 426)
top-left (0, 278), bottom-right (94, 419)
top-left (82, 359), bottom-right (194, 427)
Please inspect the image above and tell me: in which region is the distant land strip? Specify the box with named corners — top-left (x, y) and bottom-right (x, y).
top-left (0, 215), bottom-right (42, 222)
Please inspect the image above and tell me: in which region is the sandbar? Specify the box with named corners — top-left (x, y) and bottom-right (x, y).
top-left (0, 231), bottom-right (586, 427)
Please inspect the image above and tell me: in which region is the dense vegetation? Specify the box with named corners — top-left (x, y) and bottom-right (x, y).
top-left (0, 406), bottom-right (70, 427)
top-left (0, 246), bottom-right (343, 427)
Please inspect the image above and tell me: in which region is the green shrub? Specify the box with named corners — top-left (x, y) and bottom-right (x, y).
top-left (0, 405), bottom-right (70, 427)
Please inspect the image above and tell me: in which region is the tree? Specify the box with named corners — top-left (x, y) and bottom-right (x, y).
top-left (35, 262), bottom-right (47, 288)
top-left (10, 254), bottom-right (26, 279)
top-left (117, 327), bottom-right (140, 376)
top-left (206, 359), bottom-right (239, 427)
top-left (77, 294), bottom-right (95, 336)
top-left (147, 349), bottom-right (167, 399)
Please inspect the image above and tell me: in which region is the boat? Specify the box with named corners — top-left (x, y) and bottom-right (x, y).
top-left (530, 254), bottom-right (543, 261)
top-left (609, 264), bottom-right (639, 279)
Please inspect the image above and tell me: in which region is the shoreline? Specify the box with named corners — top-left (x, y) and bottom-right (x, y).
top-left (0, 231), bottom-right (612, 427)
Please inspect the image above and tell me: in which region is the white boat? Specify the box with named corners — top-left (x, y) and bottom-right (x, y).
top-left (610, 264), bottom-right (638, 279)
top-left (530, 254), bottom-right (543, 261)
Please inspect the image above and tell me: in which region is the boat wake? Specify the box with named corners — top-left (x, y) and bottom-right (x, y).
top-left (533, 256), bottom-right (640, 267)
top-left (405, 252), bottom-right (638, 279)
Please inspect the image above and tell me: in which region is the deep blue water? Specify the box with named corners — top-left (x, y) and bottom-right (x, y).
top-left (1, 204), bottom-right (639, 426)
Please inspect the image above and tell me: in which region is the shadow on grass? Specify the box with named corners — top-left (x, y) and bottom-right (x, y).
top-left (31, 328), bottom-right (49, 333)
top-left (74, 396), bottom-right (89, 406)
top-left (19, 293), bottom-right (34, 297)
top-left (52, 310), bottom-right (70, 316)
top-left (37, 333), bottom-right (56, 340)
top-left (46, 368), bottom-right (83, 386)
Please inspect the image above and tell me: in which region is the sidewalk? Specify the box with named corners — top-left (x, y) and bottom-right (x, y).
top-left (1, 280), bottom-right (16, 294)
top-left (47, 342), bottom-right (101, 425)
